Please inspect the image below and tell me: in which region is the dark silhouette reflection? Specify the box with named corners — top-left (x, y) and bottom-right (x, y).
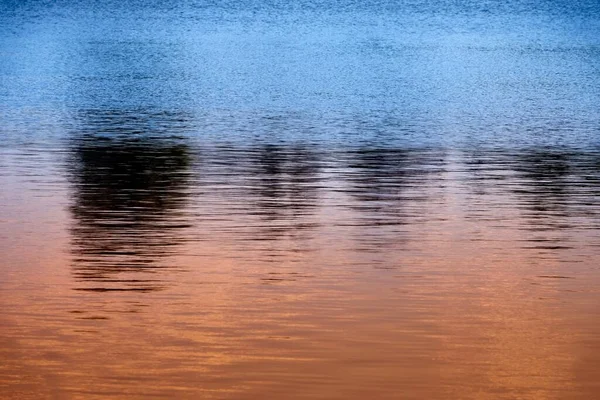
top-left (340, 148), bottom-right (447, 252)
top-left (511, 149), bottom-right (571, 223)
top-left (245, 144), bottom-right (323, 240)
top-left (463, 146), bottom-right (600, 252)
top-left (67, 109), bottom-right (193, 292)
top-left (509, 148), bottom-right (600, 252)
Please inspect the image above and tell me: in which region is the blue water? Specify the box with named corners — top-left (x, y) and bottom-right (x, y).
top-left (2, 0), bottom-right (599, 148)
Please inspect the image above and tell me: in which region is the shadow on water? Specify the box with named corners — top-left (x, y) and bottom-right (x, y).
top-left (67, 109), bottom-right (193, 292)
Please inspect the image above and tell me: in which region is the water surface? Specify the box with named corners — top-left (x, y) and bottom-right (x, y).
top-left (2, 1), bottom-right (600, 398)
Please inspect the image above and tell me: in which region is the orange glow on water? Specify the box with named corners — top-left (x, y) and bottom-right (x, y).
top-left (3, 150), bottom-right (600, 399)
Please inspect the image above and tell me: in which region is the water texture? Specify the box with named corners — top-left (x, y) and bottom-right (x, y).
top-left (1, 0), bottom-right (600, 398)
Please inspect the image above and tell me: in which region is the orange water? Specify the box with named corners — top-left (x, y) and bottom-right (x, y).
top-left (2, 144), bottom-right (600, 399)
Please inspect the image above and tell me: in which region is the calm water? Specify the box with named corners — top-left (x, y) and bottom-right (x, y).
top-left (2, 0), bottom-right (600, 398)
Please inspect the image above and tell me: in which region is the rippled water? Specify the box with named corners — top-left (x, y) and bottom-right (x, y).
top-left (2, 1), bottom-right (600, 399)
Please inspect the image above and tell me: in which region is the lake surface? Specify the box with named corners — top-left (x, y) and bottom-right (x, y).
top-left (1, 0), bottom-right (600, 398)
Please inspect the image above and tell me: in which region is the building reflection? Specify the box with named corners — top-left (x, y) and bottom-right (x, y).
top-left (67, 109), bottom-right (193, 292)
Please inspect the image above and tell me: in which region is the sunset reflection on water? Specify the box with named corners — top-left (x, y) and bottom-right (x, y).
top-left (2, 127), bottom-right (600, 398)
top-left (2, 0), bottom-right (600, 398)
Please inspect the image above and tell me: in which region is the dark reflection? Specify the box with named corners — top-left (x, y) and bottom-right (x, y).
top-left (67, 109), bottom-right (193, 292)
top-left (245, 144), bottom-right (323, 240)
top-left (463, 146), bottom-right (600, 252)
top-left (340, 147), bottom-right (447, 252)
top-left (189, 142), bottom-right (325, 270)
top-left (509, 148), bottom-right (600, 253)
top-left (511, 149), bottom-right (572, 223)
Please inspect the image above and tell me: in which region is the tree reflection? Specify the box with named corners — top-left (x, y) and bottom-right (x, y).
top-left (246, 144), bottom-right (322, 240)
top-left (510, 148), bottom-right (600, 249)
top-left (341, 147), bottom-right (446, 252)
top-left (68, 109), bottom-right (193, 292)
top-left (511, 149), bottom-right (571, 222)
top-left (462, 146), bottom-right (600, 252)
